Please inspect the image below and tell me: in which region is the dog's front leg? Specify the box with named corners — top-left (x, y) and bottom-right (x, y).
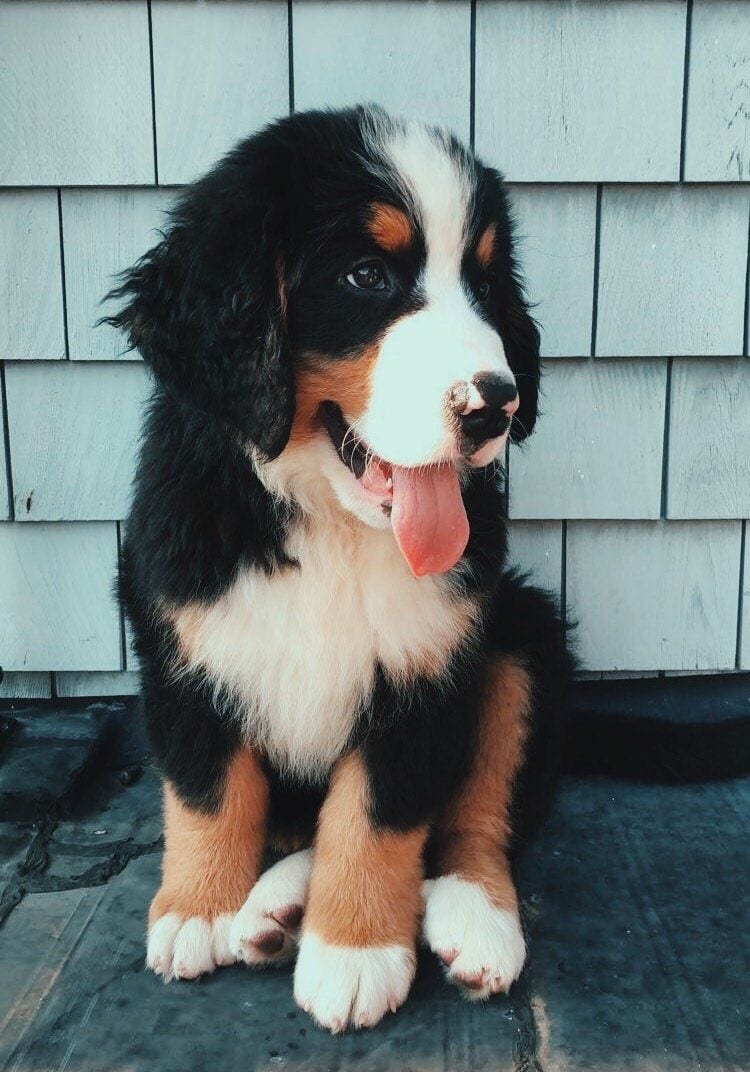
top-left (293, 752), bottom-right (427, 1032)
top-left (147, 748), bottom-right (268, 980)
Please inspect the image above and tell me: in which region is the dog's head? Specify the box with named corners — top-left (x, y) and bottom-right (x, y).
top-left (111, 106), bottom-right (539, 577)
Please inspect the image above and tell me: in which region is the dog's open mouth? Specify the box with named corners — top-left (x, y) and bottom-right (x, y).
top-left (319, 401), bottom-right (470, 577)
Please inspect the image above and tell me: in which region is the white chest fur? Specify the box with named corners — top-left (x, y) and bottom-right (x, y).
top-left (170, 512), bottom-right (476, 779)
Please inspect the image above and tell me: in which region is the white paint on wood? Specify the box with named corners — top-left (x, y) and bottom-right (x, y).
top-left (0, 521), bottom-right (121, 671)
top-left (596, 186), bottom-right (750, 356)
top-left (684, 1), bottom-right (750, 181)
top-left (667, 358), bottom-right (750, 519)
top-left (506, 521), bottom-right (562, 596)
top-left (56, 671), bottom-right (139, 698)
top-left (0, 191), bottom-right (65, 361)
top-left (62, 189), bottom-right (173, 361)
top-left (294, 0), bottom-right (470, 141)
top-left (510, 360), bottom-right (667, 520)
top-left (475, 0), bottom-right (685, 181)
top-left (567, 521), bottom-right (742, 671)
top-left (0, 672), bottom-right (52, 699)
top-left (0, 1), bottom-right (153, 185)
top-left (5, 362), bottom-right (151, 521)
top-left (508, 185), bottom-right (596, 358)
top-left (152, 0), bottom-right (288, 184)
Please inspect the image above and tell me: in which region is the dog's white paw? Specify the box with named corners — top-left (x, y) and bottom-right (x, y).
top-left (147, 912), bottom-right (235, 980)
top-left (294, 931), bottom-right (415, 1032)
top-left (422, 875), bottom-right (526, 999)
top-left (230, 849), bottom-right (312, 967)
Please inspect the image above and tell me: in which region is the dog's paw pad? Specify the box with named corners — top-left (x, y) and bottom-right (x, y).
top-left (422, 875), bottom-right (526, 1000)
top-left (230, 850), bottom-right (313, 967)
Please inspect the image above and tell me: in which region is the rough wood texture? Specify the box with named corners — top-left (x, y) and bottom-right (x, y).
top-left (62, 189), bottom-right (173, 361)
top-left (508, 185), bottom-right (596, 358)
top-left (667, 358), bottom-right (750, 519)
top-left (0, 522), bottom-right (121, 671)
top-left (566, 521), bottom-right (742, 671)
top-left (684, 1), bottom-right (750, 181)
top-left (475, 0), bottom-right (686, 181)
top-left (0, 1), bottom-right (153, 185)
top-left (56, 671), bottom-right (140, 698)
top-left (506, 520), bottom-right (563, 596)
top-left (5, 362), bottom-right (151, 521)
top-left (0, 191), bottom-right (64, 361)
top-left (510, 360), bottom-right (667, 520)
top-left (294, 0), bottom-right (470, 140)
top-left (152, 0), bottom-right (288, 184)
top-left (596, 185), bottom-right (750, 356)
top-left (0, 673), bottom-right (52, 699)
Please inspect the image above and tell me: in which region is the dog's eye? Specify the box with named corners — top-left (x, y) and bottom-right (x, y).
top-left (477, 280), bottom-right (492, 303)
top-left (345, 262), bottom-right (387, 291)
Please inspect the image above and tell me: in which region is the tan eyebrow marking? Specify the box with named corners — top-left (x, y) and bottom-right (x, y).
top-left (476, 223), bottom-right (497, 268)
top-left (367, 202), bottom-right (413, 253)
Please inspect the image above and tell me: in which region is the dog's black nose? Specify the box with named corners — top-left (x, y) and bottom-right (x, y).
top-left (457, 372), bottom-right (519, 446)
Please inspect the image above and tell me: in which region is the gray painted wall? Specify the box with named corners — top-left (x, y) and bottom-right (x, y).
top-left (1, 0), bottom-right (749, 698)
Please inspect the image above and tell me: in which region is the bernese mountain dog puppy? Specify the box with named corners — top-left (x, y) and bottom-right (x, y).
top-left (110, 104), bottom-right (572, 1032)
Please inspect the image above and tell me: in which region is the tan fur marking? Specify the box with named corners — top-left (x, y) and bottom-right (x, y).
top-left (305, 753), bottom-right (427, 947)
top-left (288, 347), bottom-right (379, 446)
top-left (367, 202), bottom-right (413, 253)
top-left (435, 655), bottom-right (530, 912)
top-left (149, 749), bottom-right (268, 925)
top-left (476, 223), bottom-right (497, 269)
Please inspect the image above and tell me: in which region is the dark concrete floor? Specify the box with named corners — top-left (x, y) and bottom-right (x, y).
top-left (0, 697), bottom-right (748, 1072)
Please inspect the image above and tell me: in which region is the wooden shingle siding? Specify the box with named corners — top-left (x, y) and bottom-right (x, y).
top-left (596, 186), bottom-right (750, 357)
top-left (684, 1), bottom-right (750, 182)
top-left (567, 521), bottom-right (742, 671)
top-left (62, 189), bottom-right (174, 361)
top-left (56, 671), bottom-right (140, 698)
top-left (293, 0), bottom-right (471, 141)
top-left (0, 522), bottom-right (121, 671)
top-left (0, 2), bottom-right (748, 693)
top-left (475, 0), bottom-right (686, 182)
top-left (506, 521), bottom-right (563, 597)
top-left (0, 190), bottom-right (65, 361)
top-left (5, 362), bottom-right (151, 521)
top-left (507, 186), bottom-right (596, 359)
top-left (667, 359), bottom-right (750, 519)
top-left (0, 672), bottom-right (52, 699)
top-left (0, 2), bottom-right (153, 186)
top-left (152, 1), bottom-right (289, 185)
top-left (509, 360), bottom-right (667, 520)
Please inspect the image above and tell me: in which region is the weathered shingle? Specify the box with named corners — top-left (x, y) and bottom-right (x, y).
top-left (293, 0), bottom-right (471, 141)
top-left (567, 520), bottom-right (742, 671)
top-left (151, 0), bottom-right (289, 185)
top-left (0, 521), bottom-right (121, 671)
top-left (596, 185), bottom-right (749, 356)
top-left (509, 360), bottom-right (667, 520)
top-left (0, 190), bottom-right (65, 361)
top-left (0, 1), bottom-right (153, 186)
top-left (475, 0), bottom-right (686, 182)
top-left (5, 362), bottom-right (151, 521)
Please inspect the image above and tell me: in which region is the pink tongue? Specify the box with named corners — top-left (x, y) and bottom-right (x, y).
top-left (390, 464), bottom-right (470, 577)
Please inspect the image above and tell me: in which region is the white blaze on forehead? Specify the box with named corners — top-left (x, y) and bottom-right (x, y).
top-left (382, 122), bottom-right (472, 294)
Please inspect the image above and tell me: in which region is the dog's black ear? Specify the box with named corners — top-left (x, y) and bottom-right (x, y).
top-left (482, 169), bottom-right (541, 443)
top-left (106, 141), bottom-right (294, 458)
top-left (501, 284), bottom-right (540, 443)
